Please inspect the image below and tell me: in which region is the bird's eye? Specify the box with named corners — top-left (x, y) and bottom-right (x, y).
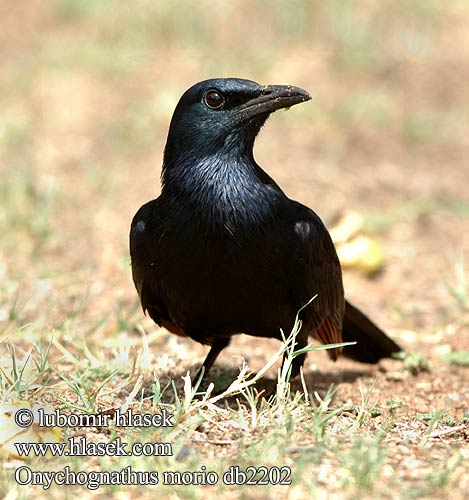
top-left (204, 90), bottom-right (225, 109)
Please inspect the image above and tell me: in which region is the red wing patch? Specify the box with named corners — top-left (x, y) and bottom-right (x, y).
top-left (316, 315), bottom-right (343, 361)
top-left (161, 319), bottom-right (188, 338)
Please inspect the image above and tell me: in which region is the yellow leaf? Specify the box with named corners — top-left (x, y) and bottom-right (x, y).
top-left (330, 211), bottom-right (364, 244)
top-left (336, 236), bottom-right (384, 276)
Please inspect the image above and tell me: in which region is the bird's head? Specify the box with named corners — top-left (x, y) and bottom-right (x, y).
top-left (163, 78), bottom-right (311, 162)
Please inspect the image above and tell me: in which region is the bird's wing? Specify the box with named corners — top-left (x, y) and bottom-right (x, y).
top-left (129, 199), bottom-right (168, 327)
top-left (290, 202), bottom-right (345, 357)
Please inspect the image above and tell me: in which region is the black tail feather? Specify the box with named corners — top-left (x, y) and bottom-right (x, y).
top-left (342, 299), bottom-right (401, 363)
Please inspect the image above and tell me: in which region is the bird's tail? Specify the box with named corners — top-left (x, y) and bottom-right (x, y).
top-left (341, 299), bottom-right (401, 363)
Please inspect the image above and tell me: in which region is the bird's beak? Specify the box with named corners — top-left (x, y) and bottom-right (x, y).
top-left (236, 85), bottom-right (311, 120)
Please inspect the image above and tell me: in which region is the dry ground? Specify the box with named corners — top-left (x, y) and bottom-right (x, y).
top-left (0, 1), bottom-right (468, 499)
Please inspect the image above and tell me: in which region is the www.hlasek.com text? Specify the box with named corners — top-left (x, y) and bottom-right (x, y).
top-left (15, 437), bottom-right (173, 458)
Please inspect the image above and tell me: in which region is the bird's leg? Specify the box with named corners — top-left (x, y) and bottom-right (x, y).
top-left (282, 332), bottom-right (308, 380)
top-left (194, 337), bottom-right (231, 384)
top-left (260, 334), bottom-right (309, 402)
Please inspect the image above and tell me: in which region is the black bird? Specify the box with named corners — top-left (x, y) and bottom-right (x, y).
top-left (130, 78), bottom-right (400, 382)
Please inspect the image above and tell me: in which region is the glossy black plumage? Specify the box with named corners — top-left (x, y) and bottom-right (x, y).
top-left (130, 78), bottom-right (400, 381)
